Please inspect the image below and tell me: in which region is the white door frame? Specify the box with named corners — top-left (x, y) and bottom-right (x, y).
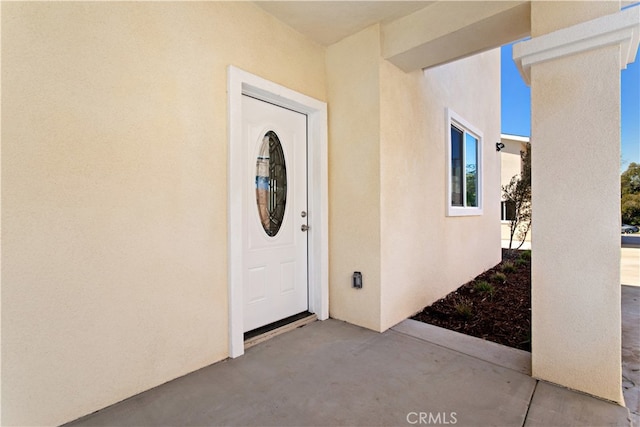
top-left (227, 66), bottom-right (328, 358)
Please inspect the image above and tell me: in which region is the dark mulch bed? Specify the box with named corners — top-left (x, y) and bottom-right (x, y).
top-left (411, 249), bottom-right (531, 352)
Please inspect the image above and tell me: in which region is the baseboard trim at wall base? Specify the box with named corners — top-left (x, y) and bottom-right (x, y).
top-left (244, 313), bottom-right (317, 350)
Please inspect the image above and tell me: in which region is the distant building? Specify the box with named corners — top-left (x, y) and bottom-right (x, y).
top-left (500, 133), bottom-right (531, 243)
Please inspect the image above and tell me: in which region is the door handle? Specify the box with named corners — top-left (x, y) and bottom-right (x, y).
top-left (301, 224), bottom-right (310, 232)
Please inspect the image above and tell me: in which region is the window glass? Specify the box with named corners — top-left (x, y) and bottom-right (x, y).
top-left (451, 126), bottom-right (464, 207)
top-left (256, 131), bottom-right (287, 237)
top-left (465, 133), bottom-right (478, 207)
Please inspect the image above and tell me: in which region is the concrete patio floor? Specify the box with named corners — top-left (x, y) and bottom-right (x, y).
top-left (623, 285), bottom-right (640, 426)
top-left (67, 318), bottom-right (632, 427)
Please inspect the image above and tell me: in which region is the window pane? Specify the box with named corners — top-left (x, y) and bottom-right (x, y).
top-left (465, 133), bottom-right (478, 207)
top-left (451, 126), bottom-right (464, 206)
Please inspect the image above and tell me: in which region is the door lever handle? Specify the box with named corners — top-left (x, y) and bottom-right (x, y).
top-left (301, 224), bottom-right (310, 232)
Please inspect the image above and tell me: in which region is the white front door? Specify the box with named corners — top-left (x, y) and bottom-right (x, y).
top-left (241, 95), bottom-right (308, 333)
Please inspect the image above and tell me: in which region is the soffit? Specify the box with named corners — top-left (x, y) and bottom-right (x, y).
top-left (254, 1), bottom-right (434, 46)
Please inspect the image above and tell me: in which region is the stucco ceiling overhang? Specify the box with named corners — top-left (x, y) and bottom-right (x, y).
top-left (254, 1), bottom-right (434, 46)
top-left (254, 1), bottom-right (532, 72)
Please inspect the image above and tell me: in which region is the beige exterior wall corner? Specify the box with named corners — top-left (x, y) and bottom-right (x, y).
top-left (326, 24), bottom-right (383, 332)
top-left (379, 49), bottom-right (502, 330)
top-left (325, 23), bottom-right (501, 333)
top-left (528, 1), bottom-right (627, 404)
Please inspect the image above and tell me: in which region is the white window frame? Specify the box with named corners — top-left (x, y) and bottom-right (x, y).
top-left (446, 108), bottom-right (483, 217)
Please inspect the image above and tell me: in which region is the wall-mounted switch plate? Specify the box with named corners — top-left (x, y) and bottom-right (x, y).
top-left (353, 271), bottom-right (363, 289)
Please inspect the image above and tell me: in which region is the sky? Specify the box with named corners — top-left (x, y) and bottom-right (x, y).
top-left (501, 42), bottom-right (640, 170)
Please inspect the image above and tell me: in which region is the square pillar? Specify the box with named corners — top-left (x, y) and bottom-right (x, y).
top-left (514, 4), bottom-right (639, 404)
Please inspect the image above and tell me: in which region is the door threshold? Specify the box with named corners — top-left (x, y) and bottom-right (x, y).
top-left (244, 312), bottom-right (317, 349)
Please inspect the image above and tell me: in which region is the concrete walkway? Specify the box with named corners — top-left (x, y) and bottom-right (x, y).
top-left (622, 248), bottom-right (640, 287)
top-left (623, 285), bottom-right (640, 426)
top-left (501, 240), bottom-right (640, 287)
top-left (67, 319), bottom-right (631, 427)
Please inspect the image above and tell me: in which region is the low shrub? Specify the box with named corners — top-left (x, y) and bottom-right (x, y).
top-left (502, 262), bottom-right (516, 273)
top-left (492, 272), bottom-right (507, 284)
top-left (455, 302), bottom-right (474, 320)
top-left (474, 281), bottom-right (495, 296)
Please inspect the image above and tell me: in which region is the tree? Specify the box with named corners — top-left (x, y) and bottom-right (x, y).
top-left (466, 164), bottom-right (477, 207)
top-left (502, 143), bottom-right (531, 251)
top-left (621, 162), bottom-right (640, 226)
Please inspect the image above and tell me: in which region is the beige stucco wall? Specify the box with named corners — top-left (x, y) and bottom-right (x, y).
top-left (529, 0), bottom-right (623, 404)
top-left (326, 24), bottom-right (501, 332)
top-left (531, 0), bottom-right (617, 38)
top-left (379, 49), bottom-right (502, 330)
top-left (1, 2), bottom-right (326, 425)
top-left (326, 25), bottom-right (382, 331)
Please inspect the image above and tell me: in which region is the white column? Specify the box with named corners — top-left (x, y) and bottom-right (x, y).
top-left (514, 4), bottom-right (639, 404)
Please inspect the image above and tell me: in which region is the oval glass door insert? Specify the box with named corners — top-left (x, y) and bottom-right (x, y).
top-left (256, 131), bottom-right (287, 237)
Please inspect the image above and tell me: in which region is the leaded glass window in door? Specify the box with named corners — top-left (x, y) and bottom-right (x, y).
top-left (255, 131), bottom-right (287, 237)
